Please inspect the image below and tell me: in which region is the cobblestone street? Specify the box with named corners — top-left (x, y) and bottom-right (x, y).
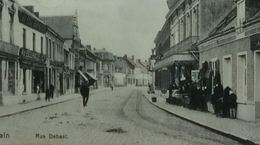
top-left (0, 88), bottom-right (241, 145)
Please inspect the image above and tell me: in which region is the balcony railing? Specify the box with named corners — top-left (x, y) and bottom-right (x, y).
top-left (0, 40), bottom-right (19, 57)
top-left (163, 36), bottom-right (198, 58)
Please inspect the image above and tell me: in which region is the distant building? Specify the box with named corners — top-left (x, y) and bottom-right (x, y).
top-left (41, 14), bottom-right (81, 93)
top-left (79, 45), bottom-right (100, 88)
top-left (45, 25), bottom-right (64, 97)
top-left (94, 48), bottom-right (115, 87)
top-left (123, 55), bottom-right (136, 86)
top-left (135, 59), bottom-right (152, 86)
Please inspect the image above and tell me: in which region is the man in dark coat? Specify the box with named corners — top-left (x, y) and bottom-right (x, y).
top-left (223, 87), bottom-right (231, 117)
top-left (229, 90), bottom-right (237, 119)
top-left (212, 83), bottom-right (223, 116)
top-left (80, 80), bottom-right (90, 107)
top-left (50, 84), bottom-right (54, 99)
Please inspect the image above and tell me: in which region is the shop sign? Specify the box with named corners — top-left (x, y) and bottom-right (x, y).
top-left (251, 33), bottom-right (260, 51)
top-left (0, 40), bottom-right (19, 56)
top-left (20, 48), bottom-right (46, 63)
top-left (191, 70), bottom-right (199, 83)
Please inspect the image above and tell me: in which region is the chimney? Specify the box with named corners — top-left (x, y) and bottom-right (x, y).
top-left (24, 6), bottom-right (34, 13)
top-left (34, 12), bottom-right (39, 18)
top-left (137, 59), bottom-right (141, 63)
top-left (93, 48), bottom-right (96, 51)
top-left (123, 54), bottom-right (127, 59)
top-left (132, 55), bottom-right (134, 61)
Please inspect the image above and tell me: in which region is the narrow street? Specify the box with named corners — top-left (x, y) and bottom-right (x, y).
top-left (0, 88), bottom-right (241, 145)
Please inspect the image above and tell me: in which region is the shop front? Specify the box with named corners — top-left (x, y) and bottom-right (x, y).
top-left (154, 53), bottom-right (196, 90)
top-left (0, 40), bottom-right (19, 105)
top-left (19, 48), bottom-right (46, 95)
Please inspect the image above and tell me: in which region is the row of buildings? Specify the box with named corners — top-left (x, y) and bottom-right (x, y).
top-left (152, 0), bottom-right (260, 121)
top-left (0, 0), bottom-right (152, 106)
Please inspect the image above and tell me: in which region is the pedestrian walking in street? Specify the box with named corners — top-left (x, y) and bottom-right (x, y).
top-left (110, 82), bottom-right (114, 91)
top-left (36, 84), bottom-right (41, 100)
top-left (229, 90), bottom-right (237, 119)
top-left (50, 84), bottom-right (54, 99)
top-left (45, 88), bottom-right (50, 102)
top-left (212, 83), bottom-right (223, 116)
top-left (80, 80), bottom-right (90, 107)
top-left (223, 87), bottom-right (231, 118)
top-left (168, 83), bottom-right (175, 98)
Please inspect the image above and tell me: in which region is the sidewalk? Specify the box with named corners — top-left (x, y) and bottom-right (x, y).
top-left (0, 88), bottom-right (109, 118)
top-left (144, 92), bottom-right (260, 145)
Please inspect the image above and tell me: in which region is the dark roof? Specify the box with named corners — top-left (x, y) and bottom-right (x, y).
top-left (208, 7), bottom-right (237, 37)
top-left (124, 57), bottom-right (136, 68)
top-left (41, 16), bottom-right (74, 39)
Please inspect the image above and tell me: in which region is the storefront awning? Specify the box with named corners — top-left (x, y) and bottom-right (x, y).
top-left (154, 53), bottom-right (194, 70)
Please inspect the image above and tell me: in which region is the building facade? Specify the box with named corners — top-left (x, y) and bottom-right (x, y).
top-left (45, 26), bottom-right (64, 97)
top-left (42, 14), bottom-right (80, 93)
top-left (199, 0), bottom-right (260, 121)
top-left (17, 5), bottom-right (47, 103)
top-left (94, 48), bottom-right (115, 88)
top-left (0, 0), bottom-right (20, 105)
top-left (154, 0), bottom-right (234, 90)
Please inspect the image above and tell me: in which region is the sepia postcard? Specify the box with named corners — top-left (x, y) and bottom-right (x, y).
top-left (0, 0), bottom-right (259, 145)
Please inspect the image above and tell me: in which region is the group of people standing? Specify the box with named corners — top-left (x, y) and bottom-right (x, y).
top-left (167, 67), bottom-right (237, 119)
top-left (211, 84), bottom-right (237, 118)
top-left (45, 84), bottom-right (55, 102)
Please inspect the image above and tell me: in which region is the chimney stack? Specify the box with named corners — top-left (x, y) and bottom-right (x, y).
top-left (132, 55), bottom-right (134, 61)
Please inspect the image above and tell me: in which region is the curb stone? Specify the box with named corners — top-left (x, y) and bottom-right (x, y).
top-left (0, 88), bottom-right (108, 118)
top-left (143, 94), bottom-right (258, 145)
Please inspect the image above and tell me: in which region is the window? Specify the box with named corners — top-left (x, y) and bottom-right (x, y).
top-left (9, 13), bottom-right (14, 44)
top-left (32, 33), bottom-right (36, 51)
top-left (179, 17), bottom-right (185, 41)
top-left (46, 37), bottom-right (48, 56)
top-left (237, 52), bottom-right (247, 102)
top-left (186, 11), bottom-right (192, 38)
top-left (223, 55), bottom-right (232, 89)
top-left (23, 28), bottom-right (26, 48)
top-left (192, 4), bottom-right (199, 36)
top-left (53, 42), bottom-right (55, 60)
top-left (49, 39), bottom-right (52, 59)
top-left (40, 37), bottom-right (43, 54)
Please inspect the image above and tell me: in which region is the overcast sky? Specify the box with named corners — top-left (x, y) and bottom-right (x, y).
top-left (17, 0), bottom-right (168, 60)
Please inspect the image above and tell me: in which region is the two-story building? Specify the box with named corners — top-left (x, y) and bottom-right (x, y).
top-left (41, 14), bottom-right (81, 93)
top-left (199, 0), bottom-right (260, 121)
top-left (18, 5), bottom-right (47, 102)
top-left (94, 48), bottom-right (115, 87)
top-left (43, 25), bottom-right (64, 97)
